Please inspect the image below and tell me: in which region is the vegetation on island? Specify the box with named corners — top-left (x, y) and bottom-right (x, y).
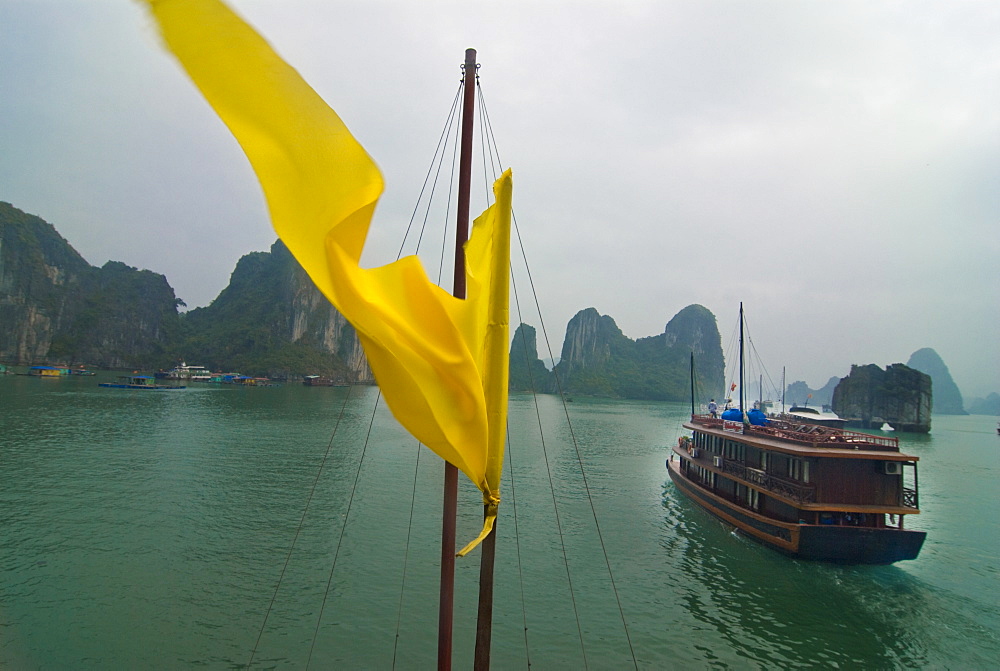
top-left (2, 201), bottom-right (993, 416)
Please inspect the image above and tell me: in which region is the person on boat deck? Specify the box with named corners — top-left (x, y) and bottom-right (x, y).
top-left (708, 399), bottom-right (718, 418)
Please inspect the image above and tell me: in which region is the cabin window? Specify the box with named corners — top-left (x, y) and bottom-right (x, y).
top-left (761, 452), bottom-right (769, 472)
top-left (723, 440), bottom-right (745, 462)
top-left (787, 457), bottom-right (810, 483)
top-left (748, 488), bottom-right (760, 511)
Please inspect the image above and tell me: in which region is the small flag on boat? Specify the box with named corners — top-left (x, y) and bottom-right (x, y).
top-left (142, 0), bottom-right (511, 555)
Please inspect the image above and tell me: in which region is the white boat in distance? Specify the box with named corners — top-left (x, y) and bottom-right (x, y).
top-left (783, 405), bottom-right (847, 429)
top-left (159, 363), bottom-right (215, 382)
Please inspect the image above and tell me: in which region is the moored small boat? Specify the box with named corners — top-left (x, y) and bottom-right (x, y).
top-left (27, 366), bottom-right (71, 377)
top-left (99, 375), bottom-right (186, 390)
top-left (302, 375), bottom-right (335, 386)
top-left (782, 405), bottom-right (847, 429)
top-left (159, 363), bottom-right (215, 381)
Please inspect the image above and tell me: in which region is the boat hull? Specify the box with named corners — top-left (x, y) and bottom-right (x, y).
top-left (666, 458), bottom-right (925, 564)
top-left (796, 524), bottom-right (925, 564)
top-left (98, 383), bottom-right (186, 390)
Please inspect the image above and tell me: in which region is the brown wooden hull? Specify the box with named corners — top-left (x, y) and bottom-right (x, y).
top-left (667, 458), bottom-right (925, 564)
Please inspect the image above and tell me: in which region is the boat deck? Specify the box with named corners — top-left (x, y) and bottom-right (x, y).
top-left (684, 417), bottom-right (917, 462)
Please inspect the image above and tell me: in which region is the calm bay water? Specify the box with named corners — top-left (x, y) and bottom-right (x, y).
top-left (1, 372), bottom-right (998, 669)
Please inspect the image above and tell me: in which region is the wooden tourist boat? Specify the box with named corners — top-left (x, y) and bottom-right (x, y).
top-left (667, 416), bottom-right (925, 563)
top-left (668, 304), bottom-right (926, 564)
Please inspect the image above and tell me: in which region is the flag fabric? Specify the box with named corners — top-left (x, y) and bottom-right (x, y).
top-left (142, 0), bottom-right (511, 548)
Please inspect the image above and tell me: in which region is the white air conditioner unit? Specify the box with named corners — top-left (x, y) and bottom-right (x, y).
top-left (884, 461), bottom-right (902, 475)
top-left (713, 456), bottom-right (723, 468)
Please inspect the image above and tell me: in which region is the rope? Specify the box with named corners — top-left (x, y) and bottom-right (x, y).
top-left (391, 440), bottom-right (422, 669)
top-left (503, 420), bottom-right (532, 669)
top-left (481, 83), bottom-right (638, 669)
top-left (246, 383), bottom-right (358, 669)
top-left (305, 389), bottom-right (383, 669)
top-left (397, 83), bottom-right (463, 260)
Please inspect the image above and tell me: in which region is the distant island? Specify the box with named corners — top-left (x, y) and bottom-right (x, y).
top-left (0, 201), bottom-right (722, 399)
top-left (2, 201), bottom-right (993, 412)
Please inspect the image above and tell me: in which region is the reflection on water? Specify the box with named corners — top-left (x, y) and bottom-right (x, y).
top-left (0, 375), bottom-right (997, 668)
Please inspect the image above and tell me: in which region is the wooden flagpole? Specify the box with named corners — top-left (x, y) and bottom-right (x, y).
top-left (438, 46), bottom-right (478, 671)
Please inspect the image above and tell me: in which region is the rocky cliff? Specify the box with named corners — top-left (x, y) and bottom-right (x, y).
top-left (509, 323), bottom-right (552, 391)
top-left (785, 377), bottom-right (840, 407)
top-left (545, 304), bottom-right (725, 401)
top-left (906, 347), bottom-right (966, 414)
top-left (0, 202), bottom-right (182, 368)
top-left (0, 203), bottom-right (733, 396)
top-left (831, 363), bottom-right (932, 432)
top-left (181, 240), bottom-right (371, 381)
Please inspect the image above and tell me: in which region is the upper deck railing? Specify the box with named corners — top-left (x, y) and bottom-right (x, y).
top-left (689, 414), bottom-right (900, 451)
top-left (722, 460), bottom-right (816, 503)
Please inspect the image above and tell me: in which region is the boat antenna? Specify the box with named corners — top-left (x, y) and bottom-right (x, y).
top-left (438, 47), bottom-right (478, 671)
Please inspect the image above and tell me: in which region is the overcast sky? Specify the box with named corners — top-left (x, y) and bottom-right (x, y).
top-left (2, 0), bottom-right (997, 398)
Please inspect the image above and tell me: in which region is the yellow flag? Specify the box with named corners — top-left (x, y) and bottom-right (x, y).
top-left (142, 0), bottom-right (510, 514)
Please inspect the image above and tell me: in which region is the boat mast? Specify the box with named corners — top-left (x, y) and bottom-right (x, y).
top-left (781, 367), bottom-right (786, 413)
top-left (739, 302), bottom-right (745, 422)
top-left (689, 351), bottom-right (696, 417)
top-left (439, 46), bottom-right (478, 671)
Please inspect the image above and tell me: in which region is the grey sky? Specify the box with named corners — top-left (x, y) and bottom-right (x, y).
top-left (2, 0), bottom-right (997, 397)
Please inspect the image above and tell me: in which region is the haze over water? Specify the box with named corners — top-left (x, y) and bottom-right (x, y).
top-left (2, 373), bottom-right (997, 668)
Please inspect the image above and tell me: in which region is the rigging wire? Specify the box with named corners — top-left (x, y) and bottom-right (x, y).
top-left (396, 83), bottom-right (463, 260)
top-left (266, 70), bottom-right (642, 670)
top-left (719, 309), bottom-right (785, 411)
top-left (302, 85), bottom-right (469, 667)
top-left (391, 442), bottom-right (422, 670)
top-left (479, 83), bottom-right (639, 669)
top-left (305, 390), bottom-right (383, 670)
top-left (246, 384), bottom-right (359, 669)
top-left (501, 418), bottom-right (532, 669)
top-left (508, 262), bottom-right (589, 669)
top-left (741, 311), bottom-right (783, 406)
top-left (390, 90), bottom-right (470, 665)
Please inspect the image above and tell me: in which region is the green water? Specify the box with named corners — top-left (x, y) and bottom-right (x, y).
top-left (1, 372), bottom-right (998, 669)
